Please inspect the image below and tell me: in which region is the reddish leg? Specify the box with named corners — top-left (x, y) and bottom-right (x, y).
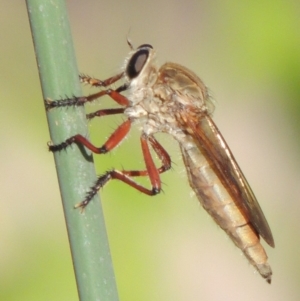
top-left (46, 72), bottom-right (173, 210)
top-left (45, 72), bottom-right (128, 110)
top-left (49, 119), bottom-right (131, 154)
top-left (79, 72), bottom-right (124, 88)
top-left (76, 134), bottom-right (172, 210)
top-left (121, 136), bottom-right (171, 177)
top-left (45, 86), bottom-right (129, 109)
top-left (86, 108), bottom-right (125, 120)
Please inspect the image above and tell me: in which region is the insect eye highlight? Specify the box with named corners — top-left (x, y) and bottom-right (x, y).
top-left (126, 49), bottom-right (149, 79)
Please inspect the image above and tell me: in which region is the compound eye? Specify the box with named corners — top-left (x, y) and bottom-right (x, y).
top-left (126, 49), bottom-right (149, 79)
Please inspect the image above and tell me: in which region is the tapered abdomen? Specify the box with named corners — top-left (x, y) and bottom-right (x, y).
top-left (179, 137), bottom-right (272, 283)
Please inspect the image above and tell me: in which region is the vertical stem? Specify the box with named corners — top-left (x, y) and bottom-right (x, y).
top-left (26, 1), bottom-right (119, 300)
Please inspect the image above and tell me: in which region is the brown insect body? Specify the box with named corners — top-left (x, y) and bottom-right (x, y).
top-left (48, 43), bottom-right (274, 283)
top-left (124, 53), bottom-right (274, 282)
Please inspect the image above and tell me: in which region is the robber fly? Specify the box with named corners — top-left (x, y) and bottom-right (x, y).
top-left (46, 41), bottom-right (274, 283)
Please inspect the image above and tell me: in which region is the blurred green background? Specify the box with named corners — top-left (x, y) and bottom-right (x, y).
top-left (1, 1), bottom-right (300, 300)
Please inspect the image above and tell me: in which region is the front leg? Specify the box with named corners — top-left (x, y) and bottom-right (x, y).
top-left (79, 72), bottom-right (124, 88)
top-left (45, 72), bottom-right (129, 110)
top-left (45, 86), bottom-right (129, 110)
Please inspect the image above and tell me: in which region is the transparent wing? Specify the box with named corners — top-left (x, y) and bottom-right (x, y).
top-left (182, 112), bottom-right (274, 247)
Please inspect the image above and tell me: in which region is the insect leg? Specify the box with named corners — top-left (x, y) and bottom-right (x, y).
top-left (45, 70), bottom-right (129, 110)
top-left (79, 72), bottom-right (124, 88)
top-left (49, 119), bottom-right (131, 153)
top-left (121, 135), bottom-right (172, 177)
top-left (86, 108), bottom-right (125, 120)
top-left (45, 84), bottom-right (129, 110)
top-left (76, 134), bottom-right (172, 210)
top-left (147, 135), bottom-right (172, 174)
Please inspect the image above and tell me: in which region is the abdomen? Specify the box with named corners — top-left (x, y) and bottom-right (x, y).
top-left (179, 136), bottom-right (272, 282)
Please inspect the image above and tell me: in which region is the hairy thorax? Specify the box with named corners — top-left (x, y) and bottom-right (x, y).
top-left (124, 62), bottom-right (212, 138)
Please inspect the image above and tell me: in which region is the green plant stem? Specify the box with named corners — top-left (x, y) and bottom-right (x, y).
top-left (26, 1), bottom-right (119, 300)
